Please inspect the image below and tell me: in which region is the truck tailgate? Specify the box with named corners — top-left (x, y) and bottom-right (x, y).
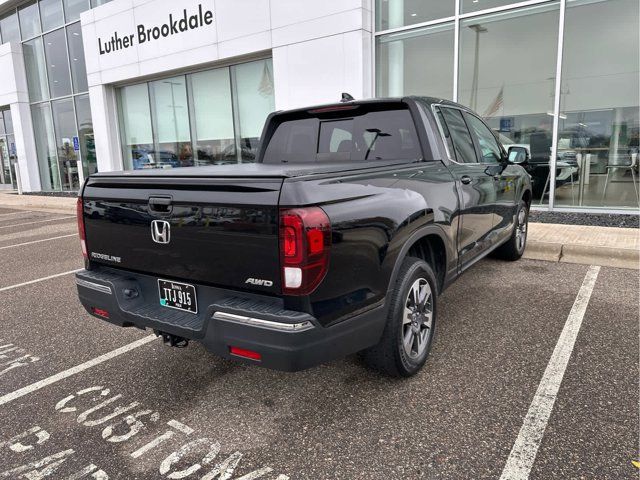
top-left (81, 176), bottom-right (283, 293)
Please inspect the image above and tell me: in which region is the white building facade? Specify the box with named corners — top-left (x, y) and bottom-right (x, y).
top-left (0, 0), bottom-right (638, 212)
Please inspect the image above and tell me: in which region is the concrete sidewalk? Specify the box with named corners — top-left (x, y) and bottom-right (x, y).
top-left (1, 191), bottom-right (638, 269)
top-left (0, 191), bottom-right (76, 215)
top-left (525, 223), bottom-right (639, 269)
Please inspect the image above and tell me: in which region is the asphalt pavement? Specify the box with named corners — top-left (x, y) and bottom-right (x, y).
top-left (0, 208), bottom-right (637, 480)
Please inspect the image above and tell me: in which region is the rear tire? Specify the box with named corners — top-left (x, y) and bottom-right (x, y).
top-left (494, 199), bottom-right (529, 261)
top-left (362, 257), bottom-right (437, 377)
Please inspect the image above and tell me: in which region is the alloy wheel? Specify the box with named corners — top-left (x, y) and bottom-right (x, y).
top-left (402, 278), bottom-right (434, 359)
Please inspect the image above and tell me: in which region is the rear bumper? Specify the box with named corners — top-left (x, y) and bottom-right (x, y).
top-left (76, 267), bottom-right (386, 371)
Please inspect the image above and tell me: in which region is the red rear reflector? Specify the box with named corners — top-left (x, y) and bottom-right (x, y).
top-left (229, 346), bottom-right (262, 361)
top-left (91, 307), bottom-right (110, 319)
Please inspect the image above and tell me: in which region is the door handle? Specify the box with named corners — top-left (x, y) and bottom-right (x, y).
top-left (460, 175), bottom-right (472, 185)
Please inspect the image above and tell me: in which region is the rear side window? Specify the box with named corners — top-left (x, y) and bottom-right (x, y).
top-left (439, 107), bottom-right (477, 164)
top-left (263, 108), bottom-right (422, 163)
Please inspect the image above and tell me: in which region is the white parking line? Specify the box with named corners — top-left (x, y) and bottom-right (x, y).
top-left (0, 269), bottom-right (82, 293)
top-left (0, 335), bottom-right (157, 407)
top-left (0, 234), bottom-right (77, 250)
top-left (499, 265), bottom-right (600, 480)
top-left (0, 216), bottom-right (75, 230)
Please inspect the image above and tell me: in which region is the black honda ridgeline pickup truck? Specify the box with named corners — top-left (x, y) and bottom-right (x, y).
top-left (76, 97), bottom-right (532, 377)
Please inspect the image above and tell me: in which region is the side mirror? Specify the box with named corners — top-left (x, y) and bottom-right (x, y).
top-left (508, 146), bottom-right (529, 164)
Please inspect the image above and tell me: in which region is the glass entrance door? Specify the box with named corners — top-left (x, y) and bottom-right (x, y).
top-left (0, 108), bottom-right (17, 189)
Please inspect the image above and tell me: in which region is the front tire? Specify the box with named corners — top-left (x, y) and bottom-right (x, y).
top-left (362, 257), bottom-right (438, 377)
top-left (494, 199), bottom-right (529, 261)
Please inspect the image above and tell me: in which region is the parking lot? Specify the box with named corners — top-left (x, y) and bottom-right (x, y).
top-left (0, 207), bottom-right (637, 480)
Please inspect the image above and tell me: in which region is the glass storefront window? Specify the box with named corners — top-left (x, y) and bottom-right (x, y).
top-left (118, 83), bottom-right (154, 171)
top-left (6, 0), bottom-right (106, 191)
top-left (19, 1), bottom-right (41, 40)
top-left (23, 37), bottom-right (49, 102)
top-left (0, 109), bottom-right (17, 188)
top-left (74, 94), bottom-right (95, 175)
top-left (458, 3), bottom-right (560, 203)
top-left (232, 59), bottom-right (275, 162)
top-left (66, 22), bottom-right (88, 93)
top-left (189, 68), bottom-right (235, 165)
top-left (117, 59), bottom-right (275, 170)
top-left (554, 0), bottom-right (639, 209)
top-left (149, 76), bottom-right (192, 167)
top-left (0, 12), bottom-right (21, 44)
top-left (461, 0), bottom-right (521, 14)
top-left (31, 103), bottom-right (59, 191)
top-left (44, 28), bottom-right (72, 98)
top-left (377, 22), bottom-right (455, 99)
top-left (39, 0), bottom-right (64, 31)
top-left (0, 136), bottom-right (10, 185)
top-left (376, 0), bottom-right (454, 31)
top-left (4, 109), bottom-right (13, 134)
top-left (63, 0), bottom-right (90, 22)
top-left (51, 97), bottom-right (79, 190)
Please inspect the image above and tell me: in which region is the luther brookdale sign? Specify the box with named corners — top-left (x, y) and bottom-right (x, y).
top-left (98, 4), bottom-right (213, 55)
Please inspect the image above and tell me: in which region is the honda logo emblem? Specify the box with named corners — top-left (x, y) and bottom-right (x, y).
top-left (151, 220), bottom-right (171, 244)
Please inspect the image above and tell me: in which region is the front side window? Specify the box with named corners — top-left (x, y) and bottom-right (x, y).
top-left (439, 108), bottom-right (477, 164)
top-left (262, 108), bottom-right (422, 164)
top-left (464, 112), bottom-right (502, 164)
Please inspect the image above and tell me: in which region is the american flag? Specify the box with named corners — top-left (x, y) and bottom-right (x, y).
top-left (484, 85), bottom-right (504, 117)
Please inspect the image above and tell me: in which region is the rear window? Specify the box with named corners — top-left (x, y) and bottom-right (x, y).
top-left (262, 107), bottom-right (421, 163)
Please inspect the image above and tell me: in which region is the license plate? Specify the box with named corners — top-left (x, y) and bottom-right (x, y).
top-left (158, 279), bottom-right (197, 314)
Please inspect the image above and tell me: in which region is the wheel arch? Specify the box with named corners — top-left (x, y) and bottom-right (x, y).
top-left (386, 225), bottom-right (452, 299)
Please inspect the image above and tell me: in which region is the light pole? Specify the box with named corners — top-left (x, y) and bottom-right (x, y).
top-left (163, 80), bottom-right (183, 155)
top-left (468, 24), bottom-right (487, 111)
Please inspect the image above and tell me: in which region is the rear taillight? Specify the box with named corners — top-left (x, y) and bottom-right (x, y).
top-left (279, 207), bottom-right (331, 295)
top-left (77, 197), bottom-right (87, 259)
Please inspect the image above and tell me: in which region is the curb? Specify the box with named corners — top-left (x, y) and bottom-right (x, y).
top-left (524, 240), bottom-right (639, 270)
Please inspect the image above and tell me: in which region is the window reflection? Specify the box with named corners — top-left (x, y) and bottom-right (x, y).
top-left (44, 28), bottom-right (73, 98)
top-left (118, 83), bottom-right (154, 171)
top-left (458, 3), bottom-right (560, 202)
top-left (376, 0), bottom-right (454, 31)
top-left (23, 38), bottom-right (49, 102)
top-left (554, 0), bottom-right (639, 208)
top-left (19, 1), bottom-right (41, 40)
top-left (51, 98), bottom-right (80, 190)
top-left (39, 0), bottom-right (64, 31)
top-left (32, 103), bottom-right (59, 191)
top-left (377, 23), bottom-right (455, 99)
top-left (63, 0), bottom-right (90, 22)
top-left (75, 94), bottom-right (96, 175)
top-left (0, 12), bottom-right (20, 44)
top-left (189, 68), bottom-right (236, 165)
top-left (118, 59), bottom-right (275, 170)
top-left (150, 76), bottom-right (192, 168)
top-left (67, 23), bottom-right (88, 93)
top-left (232, 59), bottom-right (275, 162)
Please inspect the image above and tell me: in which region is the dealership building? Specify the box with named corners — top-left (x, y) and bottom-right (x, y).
top-left (0, 0), bottom-right (638, 212)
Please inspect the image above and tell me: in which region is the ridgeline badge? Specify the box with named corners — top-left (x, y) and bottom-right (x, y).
top-left (98, 4), bottom-right (213, 55)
